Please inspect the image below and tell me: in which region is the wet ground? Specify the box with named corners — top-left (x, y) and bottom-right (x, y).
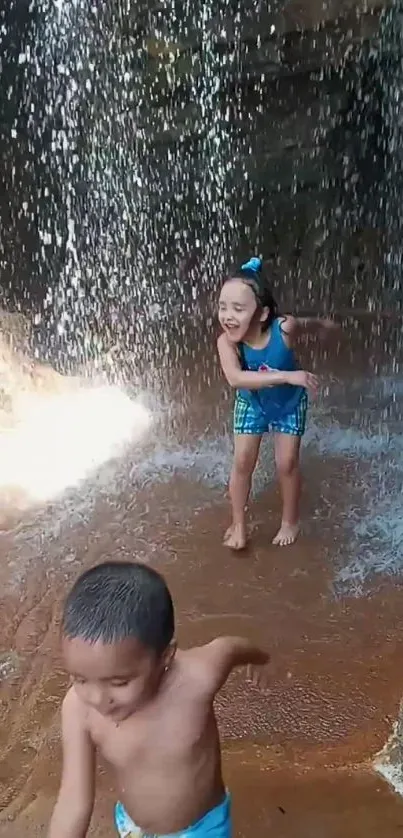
top-left (0, 315), bottom-right (403, 836)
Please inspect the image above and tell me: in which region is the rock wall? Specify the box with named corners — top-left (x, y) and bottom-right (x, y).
top-left (136, 0), bottom-right (391, 311)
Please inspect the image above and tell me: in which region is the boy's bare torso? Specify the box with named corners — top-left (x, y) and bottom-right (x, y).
top-left (76, 650), bottom-right (225, 834)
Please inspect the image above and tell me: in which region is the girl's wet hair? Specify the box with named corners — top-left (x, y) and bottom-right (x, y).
top-left (230, 256), bottom-right (278, 331)
top-left (62, 561), bottom-right (174, 655)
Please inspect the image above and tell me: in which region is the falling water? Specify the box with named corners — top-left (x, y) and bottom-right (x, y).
top-left (376, 0), bottom-right (403, 305)
top-left (363, 0), bottom-right (403, 794)
top-left (18, 0), bottom-right (242, 369)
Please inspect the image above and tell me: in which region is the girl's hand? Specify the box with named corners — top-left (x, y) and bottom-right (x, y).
top-left (287, 370), bottom-right (319, 395)
top-left (319, 318), bottom-right (340, 337)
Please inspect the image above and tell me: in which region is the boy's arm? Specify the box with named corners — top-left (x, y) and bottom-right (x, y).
top-left (190, 636), bottom-right (269, 695)
top-left (48, 688), bottom-right (95, 838)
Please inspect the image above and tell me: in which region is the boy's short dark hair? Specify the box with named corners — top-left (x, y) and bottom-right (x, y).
top-left (62, 561), bottom-right (174, 655)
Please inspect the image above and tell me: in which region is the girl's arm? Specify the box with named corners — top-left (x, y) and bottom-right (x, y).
top-left (281, 315), bottom-right (339, 341)
top-left (217, 333), bottom-right (318, 394)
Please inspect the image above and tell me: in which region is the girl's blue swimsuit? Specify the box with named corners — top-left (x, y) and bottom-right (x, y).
top-left (234, 317), bottom-right (307, 436)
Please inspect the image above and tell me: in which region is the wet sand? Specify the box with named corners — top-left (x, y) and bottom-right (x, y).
top-left (0, 318), bottom-right (403, 835)
top-left (1, 482), bottom-right (403, 836)
top-left (4, 764), bottom-right (403, 838)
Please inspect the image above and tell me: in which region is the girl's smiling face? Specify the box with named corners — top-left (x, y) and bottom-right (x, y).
top-left (218, 279), bottom-right (267, 342)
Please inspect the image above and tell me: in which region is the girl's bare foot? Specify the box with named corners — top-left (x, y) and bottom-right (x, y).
top-left (272, 521), bottom-right (300, 547)
top-left (223, 525), bottom-right (233, 542)
top-left (223, 523), bottom-right (247, 550)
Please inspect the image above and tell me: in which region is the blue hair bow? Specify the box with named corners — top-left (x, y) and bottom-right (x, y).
top-left (241, 256), bottom-right (262, 273)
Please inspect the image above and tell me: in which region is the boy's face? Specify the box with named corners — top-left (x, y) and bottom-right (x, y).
top-left (63, 635), bottom-right (174, 722)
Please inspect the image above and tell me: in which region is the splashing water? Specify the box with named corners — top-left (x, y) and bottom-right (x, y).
top-left (374, 714), bottom-right (403, 796)
top-left (0, 315), bottom-right (151, 507)
top-left (0, 383), bottom-right (150, 505)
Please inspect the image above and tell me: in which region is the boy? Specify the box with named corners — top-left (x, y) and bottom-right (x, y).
top-left (49, 561), bottom-right (269, 838)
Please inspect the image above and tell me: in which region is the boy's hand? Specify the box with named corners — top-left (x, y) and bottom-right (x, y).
top-left (245, 647), bottom-right (270, 667)
top-left (246, 660), bottom-right (271, 694)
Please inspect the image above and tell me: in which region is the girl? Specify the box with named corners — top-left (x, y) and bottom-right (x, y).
top-left (217, 256), bottom-right (335, 550)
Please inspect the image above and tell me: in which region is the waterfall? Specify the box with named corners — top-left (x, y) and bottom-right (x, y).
top-left (19, 0), bottom-right (240, 368)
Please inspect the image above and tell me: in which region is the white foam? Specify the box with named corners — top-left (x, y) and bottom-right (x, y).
top-left (374, 718), bottom-right (403, 796)
top-left (0, 385), bottom-right (151, 503)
